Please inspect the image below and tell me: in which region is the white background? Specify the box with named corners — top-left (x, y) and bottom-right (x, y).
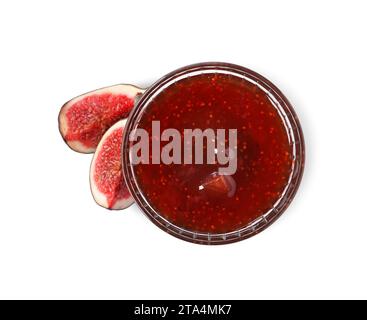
top-left (0, 0), bottom-right (366, 300)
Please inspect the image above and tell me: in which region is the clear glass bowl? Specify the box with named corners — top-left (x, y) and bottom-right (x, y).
top-left (122, 62), bottom-right (305, 244)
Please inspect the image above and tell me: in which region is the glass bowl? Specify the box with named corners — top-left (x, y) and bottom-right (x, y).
top-left (122, 62), bottom-right (305, 244)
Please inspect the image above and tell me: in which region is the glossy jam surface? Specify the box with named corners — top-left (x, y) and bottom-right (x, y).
top-left (132, 72), bottom-right (293, 234)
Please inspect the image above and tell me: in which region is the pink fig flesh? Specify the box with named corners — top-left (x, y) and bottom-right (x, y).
top-left (90, 119), bottom-right (133, 210)
top-left (59, 84), bottom-right (144, 153)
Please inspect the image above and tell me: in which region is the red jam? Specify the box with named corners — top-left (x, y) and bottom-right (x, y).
top-left (123, 63), bottom-right (304, 244)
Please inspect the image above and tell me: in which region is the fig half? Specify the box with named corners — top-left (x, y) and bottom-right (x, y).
top-left (59, 84), bottom-right (144, 153)
top-left (90, 119), bottom-right (133, 210)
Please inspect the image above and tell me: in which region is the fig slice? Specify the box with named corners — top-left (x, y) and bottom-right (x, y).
top-left (199, 172), bottom-right (237, 198)
top-left (90, 119), bottom-right (133, 210)
top-left (59, 84), bottom-right (144, 153)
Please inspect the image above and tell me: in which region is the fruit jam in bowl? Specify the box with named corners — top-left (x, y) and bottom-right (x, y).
top-left (123, 62), bottom-right (305, 244)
